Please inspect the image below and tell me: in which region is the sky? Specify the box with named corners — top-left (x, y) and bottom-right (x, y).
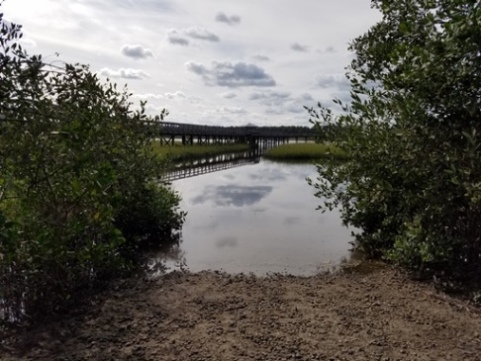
top-left (2, 0), bottom-right (380, 127)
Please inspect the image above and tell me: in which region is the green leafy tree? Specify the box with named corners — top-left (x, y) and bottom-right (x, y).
top-left (0, 9), bottom-right (184, 322)
top-left (308, 0), bottom-right (481, 288)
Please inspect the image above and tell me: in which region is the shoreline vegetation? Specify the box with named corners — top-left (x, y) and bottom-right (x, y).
top-left (151, 142), bottom-right (250, 161)
top-left (0, 11), bottom-right (185, 327)
top-left (151, 141), bottom-right (347, 163)
top-left (263, 143), bottom-right (347, 161)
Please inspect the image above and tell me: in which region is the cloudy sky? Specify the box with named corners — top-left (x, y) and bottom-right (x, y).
top-left (3, 0), bottom-right (380, 126)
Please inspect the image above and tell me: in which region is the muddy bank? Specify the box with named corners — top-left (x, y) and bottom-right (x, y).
top-left (2, 267), bottom-right (481, 360)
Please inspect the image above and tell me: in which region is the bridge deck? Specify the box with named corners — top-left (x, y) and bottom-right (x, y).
top-left (145, 121), bottom-right (316, 138)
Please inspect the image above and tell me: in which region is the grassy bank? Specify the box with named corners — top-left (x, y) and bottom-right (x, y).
top-left (152, 142), bottom-right (249, 161)
top-left (263, 143), bottom-right (347, 161)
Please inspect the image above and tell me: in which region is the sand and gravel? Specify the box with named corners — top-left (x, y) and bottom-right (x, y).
top-left (2, 265), bottom-right (481, 361)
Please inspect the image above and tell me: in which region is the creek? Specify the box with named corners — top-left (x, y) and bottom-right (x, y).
top-left (155, 157), bottom-right (353, 276)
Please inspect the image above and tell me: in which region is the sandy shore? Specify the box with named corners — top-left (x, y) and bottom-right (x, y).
top-left (2, 265), bottom-right (481, 360)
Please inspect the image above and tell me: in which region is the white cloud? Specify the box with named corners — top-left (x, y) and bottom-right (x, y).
top-left (99, 68), bottom-right (150, 80)
top-left (132, 93), bottom-right (164, 100)
top-left (121, 44), bottom-right (153, 59)
top-left (2, 0), bottom-right (380, 126)
top-left (19, 37), bottom-right (37, 48)
top-left (216, 106), bottom-right (246, 114)
top-left (165, 91), bottom-right (186, 99)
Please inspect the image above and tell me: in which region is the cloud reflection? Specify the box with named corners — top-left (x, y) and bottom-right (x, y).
top-left (216, 236), bottom-right (238, 248)
top-left (191, 185), bottom-right (273, 207)
top-left (284, 216), bottom-right (301, 225)
top-left (248, 169), bottom-right (287, 182)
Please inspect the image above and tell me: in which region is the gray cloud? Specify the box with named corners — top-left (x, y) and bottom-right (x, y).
top-left (186, 61), bottom-right (207, 75)
top-left (265, 107), bottom-right (284, 115)
top-left (120, 44), bottom-right (153, 59)
top-left (298, 93), bottom-right (314, 102)
top-left (249, 91), bottom-right (291, 103)
top-left (83, 0), bottom-right (175, 12)
top-left (317, 46), bottom-right (337, 54)
top-left (185, 27), bottom-right (220, 42)
top-left (286, 104), bottom-right (305, 114)
top-left (215, 12), bottom-right (241, 25)
top-left (166, 27), bottom-right (220, 45)
top-left (215, 106), bottom-right (247, 114)
top-left (252, 55), bottom-right (271, 62)
top-left (291, 42), bottom-right (309, 52)
top-left (331, 91), bottom-right (353, 105)
top-left (166, 29), bottom-right (189, 46)
top-left (317, 74), bottom-right (350, 90)
top-left (249, 91), bottom-right (315, 115)
top-left (186, 61), bottom-right (276, 87)
top-left (99, 67), bottom-right (150, 80)
top-left (219, 92), bottom-right (237, 99)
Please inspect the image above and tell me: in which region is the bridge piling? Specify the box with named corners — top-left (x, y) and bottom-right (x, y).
top-left (146, 121), bottom-right (317, 147)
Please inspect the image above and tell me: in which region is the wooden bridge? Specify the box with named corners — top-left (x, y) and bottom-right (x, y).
top-left (144, 121), bottom-right (317, 146)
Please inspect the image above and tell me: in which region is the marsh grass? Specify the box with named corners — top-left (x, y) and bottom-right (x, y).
top-left (263, 143), bottom-right (347, 161)
top-left (151, 142), bottom-right (249, 161)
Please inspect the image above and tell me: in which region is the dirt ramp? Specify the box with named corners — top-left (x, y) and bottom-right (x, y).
top-left (2, 268), bottom-right (481, 360)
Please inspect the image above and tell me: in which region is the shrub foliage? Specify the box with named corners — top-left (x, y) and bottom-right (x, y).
top-left (0, 11), bottom-right (184, 322)
top-left (308, 0), bottom-right (481, 288)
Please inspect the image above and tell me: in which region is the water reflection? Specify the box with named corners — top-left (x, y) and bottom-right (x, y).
top-left (164, 149), bottom-right (263, 181)
top-left (146, 243), bottom-right (187, 277)
top-left (216, 236), bottom-right (238, 248)
top-left (191, 185), bottom-right (273, 207)
top-left (248, 168), bottom-right (288, 182)
top-left (283, 216), bottom-right (301, 226)
top-left (167, 159), bottom-right (353, 276)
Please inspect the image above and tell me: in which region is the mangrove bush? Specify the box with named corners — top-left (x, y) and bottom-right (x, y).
top-left (0, 9), bottom-right (184, 322)
top-left (309, 0), bottom-right (481, 289)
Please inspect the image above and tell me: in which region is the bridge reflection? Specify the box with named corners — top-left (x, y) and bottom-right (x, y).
top-left (163, 149), bottom-right (262, 181)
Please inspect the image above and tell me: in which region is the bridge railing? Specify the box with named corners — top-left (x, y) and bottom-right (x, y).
top-left (144, 121), bottom-right (317, 138)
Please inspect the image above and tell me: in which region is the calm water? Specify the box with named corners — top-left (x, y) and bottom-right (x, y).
top-left (159, 159), bottom-right (353, 276)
